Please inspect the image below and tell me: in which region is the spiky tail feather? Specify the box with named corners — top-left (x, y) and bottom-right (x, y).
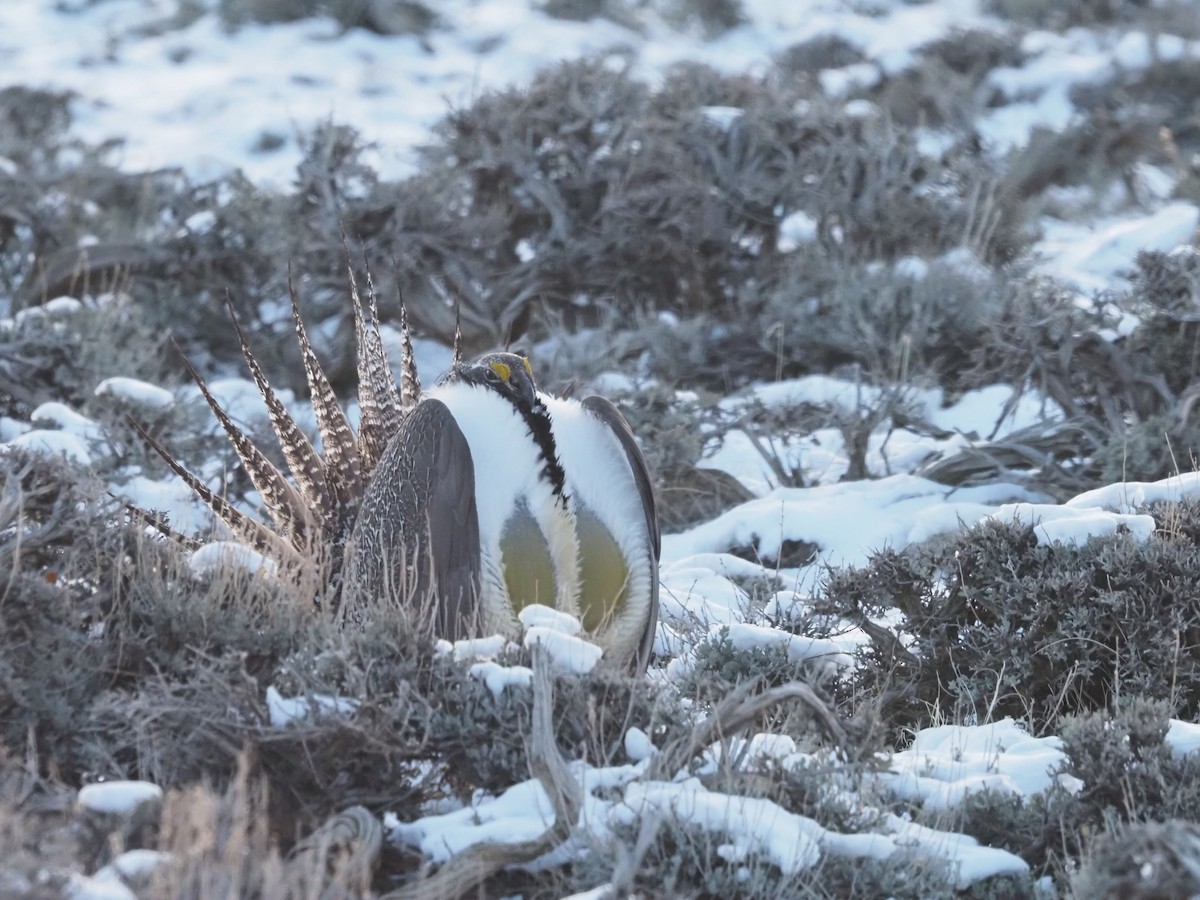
top-left (363, 263), bottom-right (406, 422)
top-left (127, 415), bottom-right (295, 560)
top-left (397, 284), bottom-right (422, 411)
top-left (223, 293), bottom-right (334, 528)
top-left (173, 340), bottom-right (316, 543)
top-left (115, 494), bottom-right (201, 551)
top-left (286, 265), bottom-right (362, 529)
top-left (347, 257), bottom-right (402, 472)
top-left (129, 256), bottom-right (418, 608)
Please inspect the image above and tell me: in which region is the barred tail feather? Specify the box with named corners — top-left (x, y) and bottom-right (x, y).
top-left (362, 265), bottom-right (404, 426)
top-left (116, 495), bottom-right (201, 551)
top-left (451, 294), bottom-right (463, 370)
top-left (348, 262), bottom-right (389, 473)
top-left (287, 266), bottom-right (363, 525)
top-left (174, 342), bottom-right (317, 542)
top-left (347, 258), bottom-right (403, 473)
top-left (128, 416), bottom-right (295, 559)
top-left (398, 299), bottom-right (421, 411)
top-left (224, 294), bottom-right (334, 526)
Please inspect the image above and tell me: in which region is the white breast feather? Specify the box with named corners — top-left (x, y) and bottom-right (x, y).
top-left (426, 382), bottom-right (580, 627)
top-left (541, 394), bottom-right (654, 654)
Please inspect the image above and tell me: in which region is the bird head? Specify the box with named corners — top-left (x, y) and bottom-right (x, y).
top-left (455, 352), bottom-right (539, 409)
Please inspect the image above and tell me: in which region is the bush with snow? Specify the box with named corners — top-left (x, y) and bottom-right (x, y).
top-left (822, 511), bottom-right (1200, 735)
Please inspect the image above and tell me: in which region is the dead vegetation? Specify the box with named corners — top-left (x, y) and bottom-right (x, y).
top-left (5, 2), bottom-right (1200, 895)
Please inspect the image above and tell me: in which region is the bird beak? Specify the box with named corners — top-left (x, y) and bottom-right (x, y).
top-left (489, 357), bottom-right (538, 408)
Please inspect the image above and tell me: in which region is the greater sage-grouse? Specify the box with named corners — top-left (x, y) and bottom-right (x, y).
top-left (132, 268), bottom-right (660, 672)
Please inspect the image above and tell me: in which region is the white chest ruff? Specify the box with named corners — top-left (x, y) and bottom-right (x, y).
top-left (543, 395), bottom-right (654, 656)
top-left (427, 383), bottom-right (578, 633)
top-left (427, 384), bottom-right (652, 654)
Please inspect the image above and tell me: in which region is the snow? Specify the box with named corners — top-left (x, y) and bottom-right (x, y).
top-left (777, 210), bottom-right (819, 252)
top-left (94, 850), bottom-right (171, 886)
top-left (0, 416), bottom-right (29, 442)
top-left (0, 0), bottom-right (991, 188)
top-left (885, 815), bottom-right (1029, 889)
top-left (621, 780), bottom-right (823, 875)
top-left (980, 29), bottom-right (1200, 154)
top-left (699, 376), bottom-right (1063, 495)
top-left (6, 296), bottom-right (84, 329)
top-left (724, 622), bottom-right (853, 670)
top-left (265, 685), bottom-right (359, 727)
top-left (695, 732), bottom-right (799, 776)
top-left (561, 887), bottom-right (615, 900)
top-left (820, 62), bottom-right (882, 97)
top-left (188, 541), bottom-right (277, 577)
top-left (392, 753), bottom-right (1034, 889)
top-left (509, 605), bottom-right (604, 672)
top-left (1167, 720), bottom-right (1200, 757)
top-left (436, 633), bottom-right (512, 661)
top-left (12, 0), bottom-right (1173, 194)
top-left (77, 781), bottom-right (162, 816)
top-left (877, 719), bottom-right (1067, 811)
top-left (30, 401), bottom-right (104, 443)
top-left (669, 622), bottom-right (854, 684)
top-left (44, 296), bottom-right (85, 316)
top-left (6, 429), bottom-right (93, 465)
top-left (8, 0), bottom-right (1200, 892)
top-left (470, 661), bottom-right (534, 698)
top-left (66, 873), bottom-right (137, 900)
top-left (523, 626), bottom-right (604, 674)
top-left (624, 727), bottom-right (657, 762)
top-left (390, 772), bottom-right (559, 862)
top-left (1036, 202), bottom-right (1200, 295)
top-left (518, 603), bottom-right (584, 636)
top-left (699, 106), bottom-right (745, 130)
top-left (95, 377), bottom-right (176, 411)
top-left (1069, 471), bottom-right (1200, 514)
top-left (988, 500), bottom-right (1157, 545)
top-left (664, 473), bottom-right (1033, 595)
top-left (979, 470), bottom-right (1200, 547)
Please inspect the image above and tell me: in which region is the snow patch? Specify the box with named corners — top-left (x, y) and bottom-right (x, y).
top-left (95, 377), bottom-right (175, 410)
top-left (77, 781), bottom-right (162, 816)
top-left (266, 685), bottom-right (359, 727)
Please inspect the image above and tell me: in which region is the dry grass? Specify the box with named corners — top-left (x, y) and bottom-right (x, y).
top-left (6, 1), bottom-right (1200, 893)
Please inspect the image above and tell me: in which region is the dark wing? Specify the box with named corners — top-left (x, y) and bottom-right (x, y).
top-left (582, 395), bottom-right (660, 672)
top-left (343, 399), bottom-right (480, 640)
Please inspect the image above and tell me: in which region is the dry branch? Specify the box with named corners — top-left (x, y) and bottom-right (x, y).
top-left (649, 678), bottom-right (848, 782)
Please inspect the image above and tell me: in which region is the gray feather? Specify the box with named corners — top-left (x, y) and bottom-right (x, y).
top-left (342, 399), bottom-right (480, 638)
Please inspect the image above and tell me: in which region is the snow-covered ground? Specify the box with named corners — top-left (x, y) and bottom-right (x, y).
top-left (0, 0), bottom-right (1003, 185)
top-left (5, 0), bottom-right (1200, 893)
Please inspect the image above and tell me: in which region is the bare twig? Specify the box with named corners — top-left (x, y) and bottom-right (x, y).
top-left (649, 678), bottom-right (848, 782)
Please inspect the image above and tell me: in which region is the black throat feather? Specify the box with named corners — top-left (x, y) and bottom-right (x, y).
top-left (448, 365), bottom-right (571, 510)
top-left (518, 396), bottom-right (570, 510)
